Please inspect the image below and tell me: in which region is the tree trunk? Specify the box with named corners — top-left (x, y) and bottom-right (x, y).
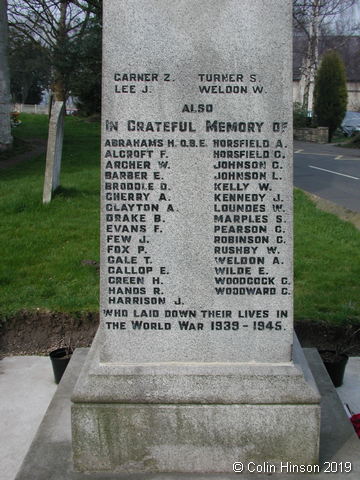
top-left (300, 0), bottom-right (320, 115)
top-left (0, 0), bottom-right (13, 151)
top-left (52, 74), bottom-right (67, 102)
top-left (52, 0), bottom-right (68, 102)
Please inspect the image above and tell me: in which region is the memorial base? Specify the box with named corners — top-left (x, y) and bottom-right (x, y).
top-left (71, 332), bottom-right (320, 473)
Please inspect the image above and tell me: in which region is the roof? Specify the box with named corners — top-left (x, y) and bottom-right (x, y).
top-left (293, 35), bottom-right (360, 82)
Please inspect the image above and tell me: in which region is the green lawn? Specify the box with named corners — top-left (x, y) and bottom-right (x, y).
top-left (294, 189), bottom-right (360, 324)
top-left (0, 114), bottom-right (100, 316)
top-left (1, 114), bottom-right (360, 325)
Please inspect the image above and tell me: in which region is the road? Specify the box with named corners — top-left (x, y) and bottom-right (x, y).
top-left (294, 141), bottom-right (360, 213)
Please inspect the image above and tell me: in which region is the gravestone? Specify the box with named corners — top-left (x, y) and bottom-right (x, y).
top-left (43, 101), bottom-right (64, 203)
top-left (72, 0), bottom-right (320, 473)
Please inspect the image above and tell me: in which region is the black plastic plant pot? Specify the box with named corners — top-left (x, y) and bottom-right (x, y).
top-left (320, 350), bottom-right (349, 388)
top-left (49, 348), bottom-right (72, 384)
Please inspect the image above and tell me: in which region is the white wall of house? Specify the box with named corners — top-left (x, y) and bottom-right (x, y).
top-left (293, 80), bottom-right (360, 112)
top-left (347, 83), bottom-right (360, 111)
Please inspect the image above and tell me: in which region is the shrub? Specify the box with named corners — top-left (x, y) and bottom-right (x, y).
top-left (313, 50), bottom-right (347, 142)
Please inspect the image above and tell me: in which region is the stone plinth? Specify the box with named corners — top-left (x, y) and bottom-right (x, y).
top-left (72, 333), bottom-right (320, 473)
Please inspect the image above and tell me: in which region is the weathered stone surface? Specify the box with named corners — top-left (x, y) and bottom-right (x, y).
top-left (100, 0), bottom-right (294, 365)
top-left (73, 402), bottom-right (319, 473)
top-left (72, 0), bottom-right (320, 473)
top-left (72, 331), bottom-right (319, 405)
top-left (73, 336), bottom-right (320, 472)
top-left (43, 101), bottom-right (65, 203)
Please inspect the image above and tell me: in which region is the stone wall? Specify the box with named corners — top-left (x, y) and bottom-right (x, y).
top-left (294, 127), bottom-right (328, 143)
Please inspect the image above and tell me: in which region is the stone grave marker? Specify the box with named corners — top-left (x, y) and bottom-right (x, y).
top-left (72, 0), bottom-right (320, 473)
top-left (43, 101), bottom-right (64, 203)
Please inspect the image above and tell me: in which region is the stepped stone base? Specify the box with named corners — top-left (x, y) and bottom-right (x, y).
top-left (71, 333), bottom-right (320, 473)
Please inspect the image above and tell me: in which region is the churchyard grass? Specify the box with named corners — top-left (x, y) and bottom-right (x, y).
top-left (0, 114), bottom-right (100, 316)
top-left (0, 114), bottom-right (359, 325)
top-left (10, 113), bottom-right (49, 140)
top-left (294, 188), bottom-right (360, 324)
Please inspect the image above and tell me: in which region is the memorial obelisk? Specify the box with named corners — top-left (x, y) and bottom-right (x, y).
top-left (72, 0), bottom-right (320, 472)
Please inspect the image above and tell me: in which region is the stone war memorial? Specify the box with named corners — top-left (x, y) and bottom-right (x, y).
top-left (71, 0), bottom-right (321, 473)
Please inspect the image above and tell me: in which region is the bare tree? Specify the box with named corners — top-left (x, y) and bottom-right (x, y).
top-left (293, 0), bottom-right (358, 112)
top-left (0, 0), bottom-right (12, 151)
top-left (7, 0), bottom-right (96, 101)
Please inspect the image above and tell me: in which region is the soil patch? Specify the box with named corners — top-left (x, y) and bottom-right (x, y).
top-left (0, 311), bottom-right (99, 358)
top-left (295, 320), bottom-right (360, 356)
top-left (1, 310), bottom-right (359, 357)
